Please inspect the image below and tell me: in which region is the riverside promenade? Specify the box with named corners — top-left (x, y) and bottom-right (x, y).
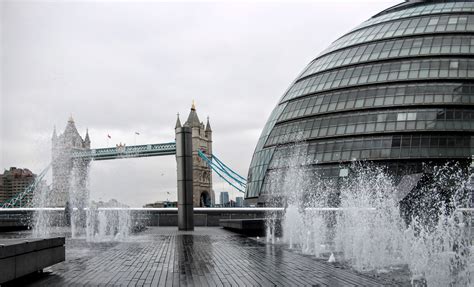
top-left (2, 227), bottom-right (391, 286)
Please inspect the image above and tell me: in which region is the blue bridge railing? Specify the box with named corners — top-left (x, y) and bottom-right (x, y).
top-left (197, 150), bottom-right (247, 193)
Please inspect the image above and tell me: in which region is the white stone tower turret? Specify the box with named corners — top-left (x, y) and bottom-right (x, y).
top-left (51, 117), bottom-right (91, 207)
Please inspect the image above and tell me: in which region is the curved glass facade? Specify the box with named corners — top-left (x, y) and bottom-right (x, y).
top-left (246, 0), bottom-right (474, 201)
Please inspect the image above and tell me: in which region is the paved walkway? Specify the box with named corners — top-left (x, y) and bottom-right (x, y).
top-left (4, 227), bottom-right (391, 286)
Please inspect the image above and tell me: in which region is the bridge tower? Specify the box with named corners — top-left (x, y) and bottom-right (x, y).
top-left (51, 116), bottom-right (91, 207)
top-left (176, 102), bottom-right (215, 207)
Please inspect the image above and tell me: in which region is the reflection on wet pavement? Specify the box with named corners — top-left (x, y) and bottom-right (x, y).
top-left (1, 227), bottom-right (390, 286)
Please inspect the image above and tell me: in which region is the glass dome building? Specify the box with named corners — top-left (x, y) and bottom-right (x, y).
top-left (245, 0), bottom-right (474, 205)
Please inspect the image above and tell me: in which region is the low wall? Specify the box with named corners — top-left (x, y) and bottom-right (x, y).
top-left (0, 237), bottom-right (65, 284)
top-left (1, 208), bottom-right (472, 243)
top-left (136, 208), bottom-right (274, 226)
top-left (0, 208), bottom-right (282, 229)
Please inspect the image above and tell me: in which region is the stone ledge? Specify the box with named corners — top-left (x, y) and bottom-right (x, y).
top-left (0, 238), bottom-right (65, 284)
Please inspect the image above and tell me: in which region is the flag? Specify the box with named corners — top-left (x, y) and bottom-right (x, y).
top-left (135, 132), bottom-right (140, 135)
top-left (107, 134), bottom-right (111, 139)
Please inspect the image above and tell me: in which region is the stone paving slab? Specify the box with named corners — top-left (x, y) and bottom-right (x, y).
top-left (3, 227), bottom-right (392, 286)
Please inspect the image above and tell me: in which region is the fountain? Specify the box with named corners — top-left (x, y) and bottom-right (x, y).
top-left (31, 160), bottom-right (132, 242)
top-left (265, 143), bottom-right (473, 286)
top-left (86, 207), bottom-right (131, 242)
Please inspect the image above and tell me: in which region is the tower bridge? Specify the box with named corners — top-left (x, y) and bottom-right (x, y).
top-left (49, 104), bottom-right (217, 230)
top-left (51, 104), bottom-right (215, 212)
top-left (1, 103), bottom-right (248, 230)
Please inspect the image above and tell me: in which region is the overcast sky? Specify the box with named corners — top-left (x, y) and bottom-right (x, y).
top-left (1, 0), bottom-right (400, 207)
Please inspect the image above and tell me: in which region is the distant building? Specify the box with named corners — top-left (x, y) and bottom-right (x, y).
top-left (220, 192), bottom-right (229, 206)
top-left (245, 0), bottom-right (474, 207)
top-left (235, 197), bottom-right (243, 207)
top-left (0, 167), bottom-right (35, 205)
top-left (91, 199), bottom-right (129, 208)
top-left (143, 201), bottom-right (177, 208)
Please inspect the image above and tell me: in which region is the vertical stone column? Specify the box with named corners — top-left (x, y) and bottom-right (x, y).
top-left (176, 126), bottom-right (194, 231)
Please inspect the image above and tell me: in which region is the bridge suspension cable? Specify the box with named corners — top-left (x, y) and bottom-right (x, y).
top-left (197, 150), bottom-right (246, 193)
top-left (1, 164), bottom-right (51, 208)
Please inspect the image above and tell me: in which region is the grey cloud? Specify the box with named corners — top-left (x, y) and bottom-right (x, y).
top-left (1, 0), bottom-right (400, 206)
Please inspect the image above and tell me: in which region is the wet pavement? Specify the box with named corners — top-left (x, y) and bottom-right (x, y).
top-left (1, 227), bottom-right (392, 286)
